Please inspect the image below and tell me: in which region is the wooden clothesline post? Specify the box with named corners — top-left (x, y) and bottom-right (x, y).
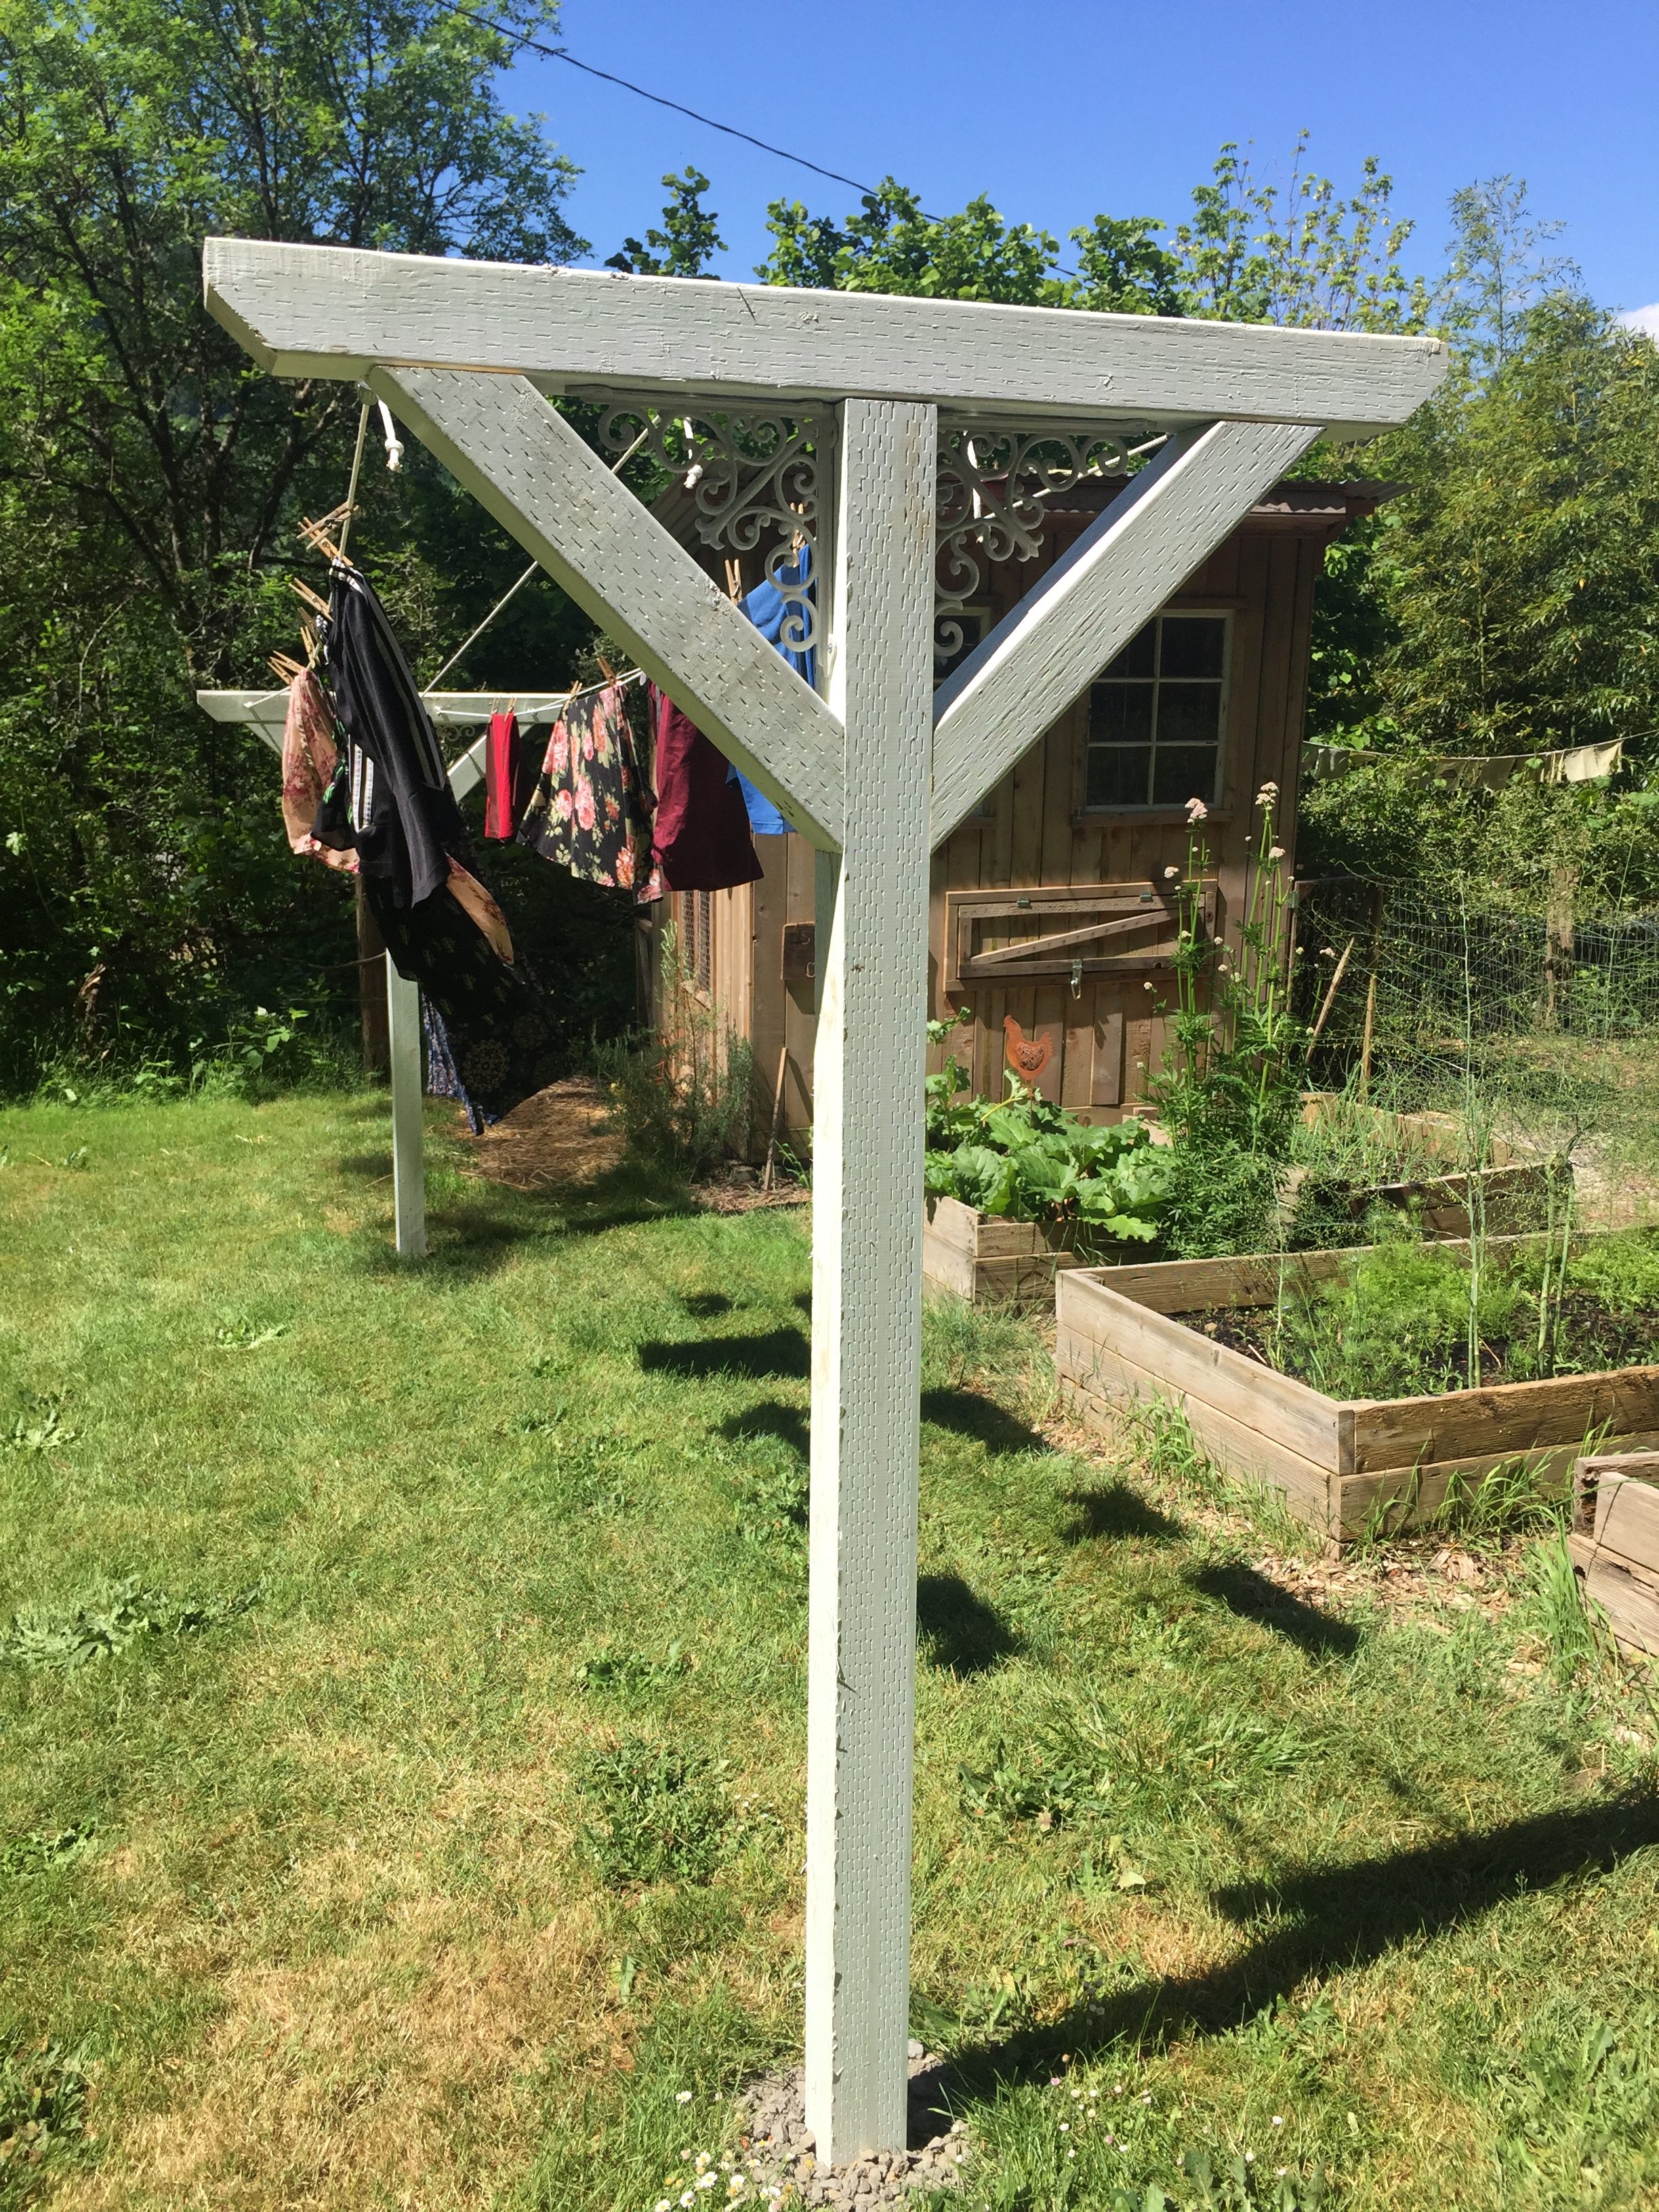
top-left (201, 239), bottom-right (1443, 2163)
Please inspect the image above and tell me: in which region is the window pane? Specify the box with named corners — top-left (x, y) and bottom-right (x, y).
top-left (1088, 682), bottom-right (1153, 746)
top-left (1155, 682), bottom-right (1223, 747)
top-left (1159, 616), bottom-right (1226, 679)
top-left (1101, 621), bottom-right (1156, 679)
top-left (1088, 745), bottom-right (1152, 808)
top-left (1151, 745), bottom-right (1218, 808)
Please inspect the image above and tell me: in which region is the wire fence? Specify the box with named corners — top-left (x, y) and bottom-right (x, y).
top-left (1292, 879), bottom-right (1659, 1072)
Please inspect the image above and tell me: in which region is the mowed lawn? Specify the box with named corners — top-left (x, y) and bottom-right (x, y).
top-left (3, 1090), bottom-right (1659, 2212)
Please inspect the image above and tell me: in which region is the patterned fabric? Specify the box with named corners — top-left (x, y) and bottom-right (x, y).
top-left (517, 681), bottom-right (663, 901)
top-left (310, 562), bottom-right (566, 1126)
top-left (365, 875), bottom-right (564, 1132)
top-left (280, 670), bottom-right (356, 873)
top-left (423, 999), bottom-right (466, 1101)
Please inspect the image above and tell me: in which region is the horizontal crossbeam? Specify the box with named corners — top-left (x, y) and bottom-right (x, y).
top-left (371, 367), bottom-right (845, 848)
top-left (203, 239), bottom-right (1445, 441)
top-left (929, 419), bottom-right (1322, 843)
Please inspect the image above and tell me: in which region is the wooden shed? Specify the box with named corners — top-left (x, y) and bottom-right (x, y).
top-left (653, 474), bottom-right (1389, 1158)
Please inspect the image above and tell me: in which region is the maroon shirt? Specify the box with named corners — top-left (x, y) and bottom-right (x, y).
top-left (649, 689), bottom-right (763, 892)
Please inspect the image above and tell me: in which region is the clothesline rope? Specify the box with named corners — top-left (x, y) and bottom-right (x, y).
top-left (420, 420), bottom-right (655, 694)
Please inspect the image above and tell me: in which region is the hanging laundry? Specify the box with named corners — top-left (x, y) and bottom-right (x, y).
top-left (313, 565), bottom-right (565, 1125)
top-left (516, 681), bottom-right (663, 899)
top-left (649, 687), bottom-right (764, 893)
top-left (279, 669), bottom-right (356, 874)
top-left (424, 999), bottom-right (466, 1102)
top-left (484, 709), bottom-right (535, 840)
top-left (734, 544), bottom-right (814, 837)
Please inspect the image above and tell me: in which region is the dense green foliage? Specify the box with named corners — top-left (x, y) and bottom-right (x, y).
top-left (924, 1047), bottom-right (1172, 1250)
top-left (0, 0), bottom-right (607, 1087)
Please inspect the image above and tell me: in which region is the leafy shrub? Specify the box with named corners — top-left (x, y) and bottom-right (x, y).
top-left (594, 1029), bottom-right (754, 1178)
top-left (925, 1049), bottom-right (1172, 1251)
top-left (1, 1576), bottom-right (258, 1671)
top-left (575, 1736), bottom-right (735, 1885)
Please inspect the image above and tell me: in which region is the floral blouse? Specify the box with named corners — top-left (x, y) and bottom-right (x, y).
top-left (516, 681), bottom-right (662, 902)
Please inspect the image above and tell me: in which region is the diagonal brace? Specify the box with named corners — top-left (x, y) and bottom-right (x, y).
top-left (370, 367), bottom-right (846, 849)
top-left (928, 418), bottom-right (1324, 844)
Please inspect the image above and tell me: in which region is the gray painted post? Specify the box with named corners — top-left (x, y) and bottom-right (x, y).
top-left (804, 398), bottom-right (937, 2165)
top-left (386, 956), bottom-right (427, 1258)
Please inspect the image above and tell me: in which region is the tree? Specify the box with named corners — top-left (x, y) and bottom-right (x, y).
top-left (1169, 136), bottom-right (1427, 331)
top-left (1437, 174), bottom-right (1580, 373)
top-left (607, 167), bottom-right (724, 277)
top-left (759, 178), bottom-right (1067, 304)
top-left (0, 0), bottom-right (590, 1082)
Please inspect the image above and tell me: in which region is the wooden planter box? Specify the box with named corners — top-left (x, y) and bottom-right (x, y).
top-left (1056, 1242), bottom-right (1659, 1544)
top-left (1570, 1452), bottom-right (1659, 1658)
top-left (922, 1195), bottom-right (1090, 1306)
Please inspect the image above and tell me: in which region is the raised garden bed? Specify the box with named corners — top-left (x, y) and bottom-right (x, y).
top-left (925, 1160), bottom-right (1559, 1310)
top-left (1570, 1450), bottom-right (1659, 1658)
top-left (1056, 1239), bottom-right (1659, 1544)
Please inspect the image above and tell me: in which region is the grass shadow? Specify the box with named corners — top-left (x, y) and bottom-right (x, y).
top-left (720, 1403), bottom-right (810, 1458)
top-left (916, 1572), bottom-right (1023, 1677)
top-left (682, 1292), bottom-right (734, 1319)
top-left (1189, 1563), bottom-right (1361, 1660)
top-left (947, 1787), bottom-right (1659, 2081)
top-left (920, 1387), bottom-right (1050, 1457)
top-left (1060, 1481), bottom-right (1183, 1544)
top-left (639, 1328), bottom-right (810, 1382)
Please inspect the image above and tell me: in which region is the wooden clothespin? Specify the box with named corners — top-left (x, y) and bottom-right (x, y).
top-left (268, 651), bottom-right (304, 684)
top-left (297, 510), bottom-right (352, 566)
top-left (724, 557), bottom-right (744, 602)
top-left (288, 575), bottom-right (331, 618)
top-left (596, 655), bottom-right (617, 684)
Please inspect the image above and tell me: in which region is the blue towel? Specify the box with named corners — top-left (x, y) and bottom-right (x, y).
top-left (733, 546), bottom-right (815, 835)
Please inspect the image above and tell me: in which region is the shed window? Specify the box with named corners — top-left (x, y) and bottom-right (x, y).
top-left (1084, 613), bottom-right (1229, 811)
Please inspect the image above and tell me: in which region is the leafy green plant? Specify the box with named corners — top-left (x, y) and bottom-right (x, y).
top-left (5, 1396), bottom-right (75, 1454)
top-left (0, 1576), bottom-right (258, 1671)
top-left (0, 2035), bottom-right (89, 2206)
top-left (1521, 1534), bottom-right (1620, 1685)
top-left (0, 1826), bottom-right (97, 1879)
top-left (595, 927), bottom-right (754, 1177)
top-left (575, 1736), bottom-right (735, 1886)
top-left (1155, 792), bottom-right (1312, 1257)
top-left (574, 1643), bottom-right (689, 1697)
top-left (926, 1041), bottom-right (1172, 1252)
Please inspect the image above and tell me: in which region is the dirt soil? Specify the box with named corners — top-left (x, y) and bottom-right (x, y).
top-left (455, 1076), bottom-right (810, 1213)
top-left (454, 1076), bottom-right (625, 1191)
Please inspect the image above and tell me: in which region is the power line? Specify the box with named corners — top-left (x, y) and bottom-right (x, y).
top-left (435, 1), bottom-right (1088, 283)
top-left (434, 1), bottom-right (886, 201)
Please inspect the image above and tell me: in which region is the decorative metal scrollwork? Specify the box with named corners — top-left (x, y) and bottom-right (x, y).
top-left (598, 403), bottom-right (828, 655)
top-left (933, 423), bottom-right (1136, 665)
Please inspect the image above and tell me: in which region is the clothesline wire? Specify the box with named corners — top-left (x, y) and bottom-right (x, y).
top-left (422, 419), bottom-right (653, 696)
top-left (429, 0), bottom-right (1089, 283)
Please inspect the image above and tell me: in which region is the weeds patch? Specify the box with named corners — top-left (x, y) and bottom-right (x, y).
top-left (574, 1643), bottom-right (691, 1698)
top-left (0, 1574), bottom-right (258, 1671)
top-left (0, 1826), bottom-right (97, 1878)
top-left (0, 2036), bottom-right (89, 2206)
top-left (575, 1738), bottom-right (737, 1886)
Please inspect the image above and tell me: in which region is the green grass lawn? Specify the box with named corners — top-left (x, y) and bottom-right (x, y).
top-left (2, 1089), bottom-right (1658, 2212)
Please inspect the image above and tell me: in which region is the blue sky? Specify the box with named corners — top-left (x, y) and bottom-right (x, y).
top-left (505, 0), bottom-right (1658, 316)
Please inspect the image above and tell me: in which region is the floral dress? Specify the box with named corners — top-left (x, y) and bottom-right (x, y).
top-left (516, 682), bottom-right (663, 901)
